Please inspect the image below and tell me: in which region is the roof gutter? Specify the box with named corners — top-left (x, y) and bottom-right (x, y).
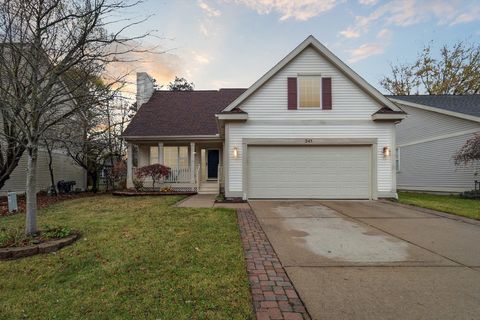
top-left (372, 113), bottom-right (407, 121)
top-left (121, 135), bottom-right (222, 141)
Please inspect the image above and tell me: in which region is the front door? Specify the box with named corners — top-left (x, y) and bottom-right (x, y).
top-left (207, 149), bottom-right (219, 180)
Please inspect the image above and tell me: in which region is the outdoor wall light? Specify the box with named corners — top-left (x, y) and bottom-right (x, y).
top-left (383, 146), bottom-right (391, 158)
top-left (233, 147), bottom-right (239, 159)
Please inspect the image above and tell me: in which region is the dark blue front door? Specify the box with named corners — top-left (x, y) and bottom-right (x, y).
top-left (207, 150), bottom-right (219, 179)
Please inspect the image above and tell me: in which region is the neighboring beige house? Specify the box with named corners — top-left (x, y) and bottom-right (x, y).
top-left (0, 148), bottom-right (87, 196)
top-left (391, 95), bottom-right (480, 193)
top-left (122, 36), bottom-right (406, 199)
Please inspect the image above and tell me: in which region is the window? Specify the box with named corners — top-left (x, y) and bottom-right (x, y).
top-left (164, 146), bottom-right (189, 169)
top-left (149, 146), bottom-right (159, 164)
top-left (395, 148), bottom-right (400, 172)
top-left (298, 75), bottom-right (321, 108)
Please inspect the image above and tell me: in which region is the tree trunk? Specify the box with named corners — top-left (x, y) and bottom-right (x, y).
top-left (45, 140), bottom-right (57, 196)
top-left (90, 171), bottom-right (98, 193)
top-left (25, 145), bottom-right (39, 235)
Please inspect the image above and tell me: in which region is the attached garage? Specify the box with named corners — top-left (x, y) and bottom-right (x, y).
top-left (247, 145), bottom-right (373, 199)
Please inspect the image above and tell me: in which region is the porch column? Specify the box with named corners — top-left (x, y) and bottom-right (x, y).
top-left (127, 142), bottom-right (133, 188)
top-left (190, 142), bottom-right (195, 183)
top-left (158, 142), bottom-right (164, 164)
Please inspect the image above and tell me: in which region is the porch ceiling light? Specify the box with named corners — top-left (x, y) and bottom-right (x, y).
top-left (383, 146), bottom-right (391, 158)
top-left (233, 147), bottom-right (239, 159)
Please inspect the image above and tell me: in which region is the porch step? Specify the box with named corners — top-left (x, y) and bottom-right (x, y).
top-left (198, 182), bottom-right (219, 194)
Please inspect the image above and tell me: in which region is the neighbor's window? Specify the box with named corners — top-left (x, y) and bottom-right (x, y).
top-left (164, 146), bottom-right (189, 169)
top-left (149, 146), bottom-right (159, 164)
top-left (395, 148), bottom-right (400, 172)
top-left (299, 75), bottom-right (321, 108)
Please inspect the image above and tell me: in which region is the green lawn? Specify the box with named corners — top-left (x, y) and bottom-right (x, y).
top-left (0, 195), bottom-right (253, 319)
top-left (398, 192), bottom-right (480, 220)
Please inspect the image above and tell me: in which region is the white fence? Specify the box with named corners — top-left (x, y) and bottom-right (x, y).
top-left (133, 167), bottom-right (193, 184)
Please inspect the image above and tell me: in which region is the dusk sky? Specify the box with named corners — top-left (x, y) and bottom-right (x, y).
top-left (113, 0), bottom-right (480, 94)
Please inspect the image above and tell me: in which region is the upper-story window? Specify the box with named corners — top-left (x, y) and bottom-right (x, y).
top-left (298, 75), bottom-right (321, 108)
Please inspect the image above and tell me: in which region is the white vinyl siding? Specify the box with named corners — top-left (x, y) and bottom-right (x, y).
top-left (239, 47), bottom-right (381, 120)
top-left (395, 148), bottom-right (400, 172)
top-left (0, 149), bottom-right (86, 195)
top-left (225, 45), bottom-right (396, 198)
top-left (248, 146), bottom-right (371, 199)
top-left (397, 134), bottom-right (478, 192)
top-left (228, 122), bottom-right (395, 196)
top-left (396, 105), bottom-right (479, 146)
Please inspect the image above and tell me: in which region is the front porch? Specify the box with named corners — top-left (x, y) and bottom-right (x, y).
top-left (126, 140), bottom-right (224, 194)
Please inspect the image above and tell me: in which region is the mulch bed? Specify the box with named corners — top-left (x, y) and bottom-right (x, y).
top-left (237, 208), bottom-right (310, 320)
top-left (112, 190), bottom-right (196, 197)
top-left (0, 233), bottom-right (79, 260)
top-left (0, 192), bottom-right (97, 217)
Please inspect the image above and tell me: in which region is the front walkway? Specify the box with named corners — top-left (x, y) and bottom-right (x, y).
top-left (176, 194), bottom-right (249, 209)
top-left (237, 208), bottom-right (310, 320)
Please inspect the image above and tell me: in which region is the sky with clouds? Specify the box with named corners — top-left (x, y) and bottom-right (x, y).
top-left (113, 0), bottom-right (480, 93)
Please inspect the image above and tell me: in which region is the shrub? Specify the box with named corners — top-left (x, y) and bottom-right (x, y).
top-left (43, 226), bottom-right (72, 239)
top-left (135, 164), bottom-right (170, 189)
top-left (460, 189), bottom-right (480, 200)
top-left (132, 178), bottom-right (144, 191)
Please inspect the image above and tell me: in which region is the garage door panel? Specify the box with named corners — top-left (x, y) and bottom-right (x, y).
top-left (247, 146), bottom-right (371, 199)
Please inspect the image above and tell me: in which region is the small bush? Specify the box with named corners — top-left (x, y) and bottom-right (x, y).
top-left (135, 164), bottom-right (170, 189)
top-left (43, 225), bottom-right (72, 239)
top-left (460, 189), bottom-right (480, 200)
top-left (132, 178), bottom-right (144, 191)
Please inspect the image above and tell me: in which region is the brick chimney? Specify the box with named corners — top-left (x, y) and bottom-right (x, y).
top-left (136, 72), bottom-right (155, 107)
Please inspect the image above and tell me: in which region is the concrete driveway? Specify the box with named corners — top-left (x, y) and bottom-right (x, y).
top-left (249, 200), bottom-right (480, 320)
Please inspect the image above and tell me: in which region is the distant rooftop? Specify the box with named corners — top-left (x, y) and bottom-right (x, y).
top-left (388, 95), bottom-right (480, 118)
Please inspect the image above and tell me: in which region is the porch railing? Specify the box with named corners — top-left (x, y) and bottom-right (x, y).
top-left (165, 167), bottom-right (191, 183)
top-left (133, 167), bottom-right (193, 184)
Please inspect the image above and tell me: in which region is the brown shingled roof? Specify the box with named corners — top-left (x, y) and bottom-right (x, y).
top-left (122, 88), bottom-right (246, 137)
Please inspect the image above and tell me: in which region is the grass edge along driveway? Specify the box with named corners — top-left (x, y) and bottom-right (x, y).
top-left (398, 191), bottom-right (480, 220)
top-left (0, 195), bottom-right (253, 319)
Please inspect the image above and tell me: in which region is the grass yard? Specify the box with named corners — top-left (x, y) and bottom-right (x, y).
top-left (0, 195), bottom-right (253, 319)
top-left (398, 192), bottom-right (480, 220)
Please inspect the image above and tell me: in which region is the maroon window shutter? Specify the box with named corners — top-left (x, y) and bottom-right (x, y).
top-left (322, 77), bottom-right (332, 110)
top-left (287, 77), bottom-right (297, 110)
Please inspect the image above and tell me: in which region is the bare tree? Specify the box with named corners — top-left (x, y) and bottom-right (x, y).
top-left (381, 41), bottom-right (480, 95)
top-left (0, 110), bottom-right (27, 189)
top-left (0, 0), bottom-right (151, 234)
top-left (43, 136), bottom-right (57, 195)
top-left (62, 93), bottom-right (133, 192)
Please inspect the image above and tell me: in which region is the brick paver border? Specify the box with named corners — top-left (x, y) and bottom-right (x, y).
top-left (237, 208), bottom-right (311, 320)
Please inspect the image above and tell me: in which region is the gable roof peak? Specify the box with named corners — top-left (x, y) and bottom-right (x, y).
top-left (222, 35), bottom-right (404, 114)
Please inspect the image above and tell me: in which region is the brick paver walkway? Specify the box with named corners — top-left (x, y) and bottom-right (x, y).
top-left (237, 208), bottom-right (311, 320)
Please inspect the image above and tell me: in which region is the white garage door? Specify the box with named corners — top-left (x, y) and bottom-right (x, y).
top-left (247, 145), bottom-right (371, 199)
